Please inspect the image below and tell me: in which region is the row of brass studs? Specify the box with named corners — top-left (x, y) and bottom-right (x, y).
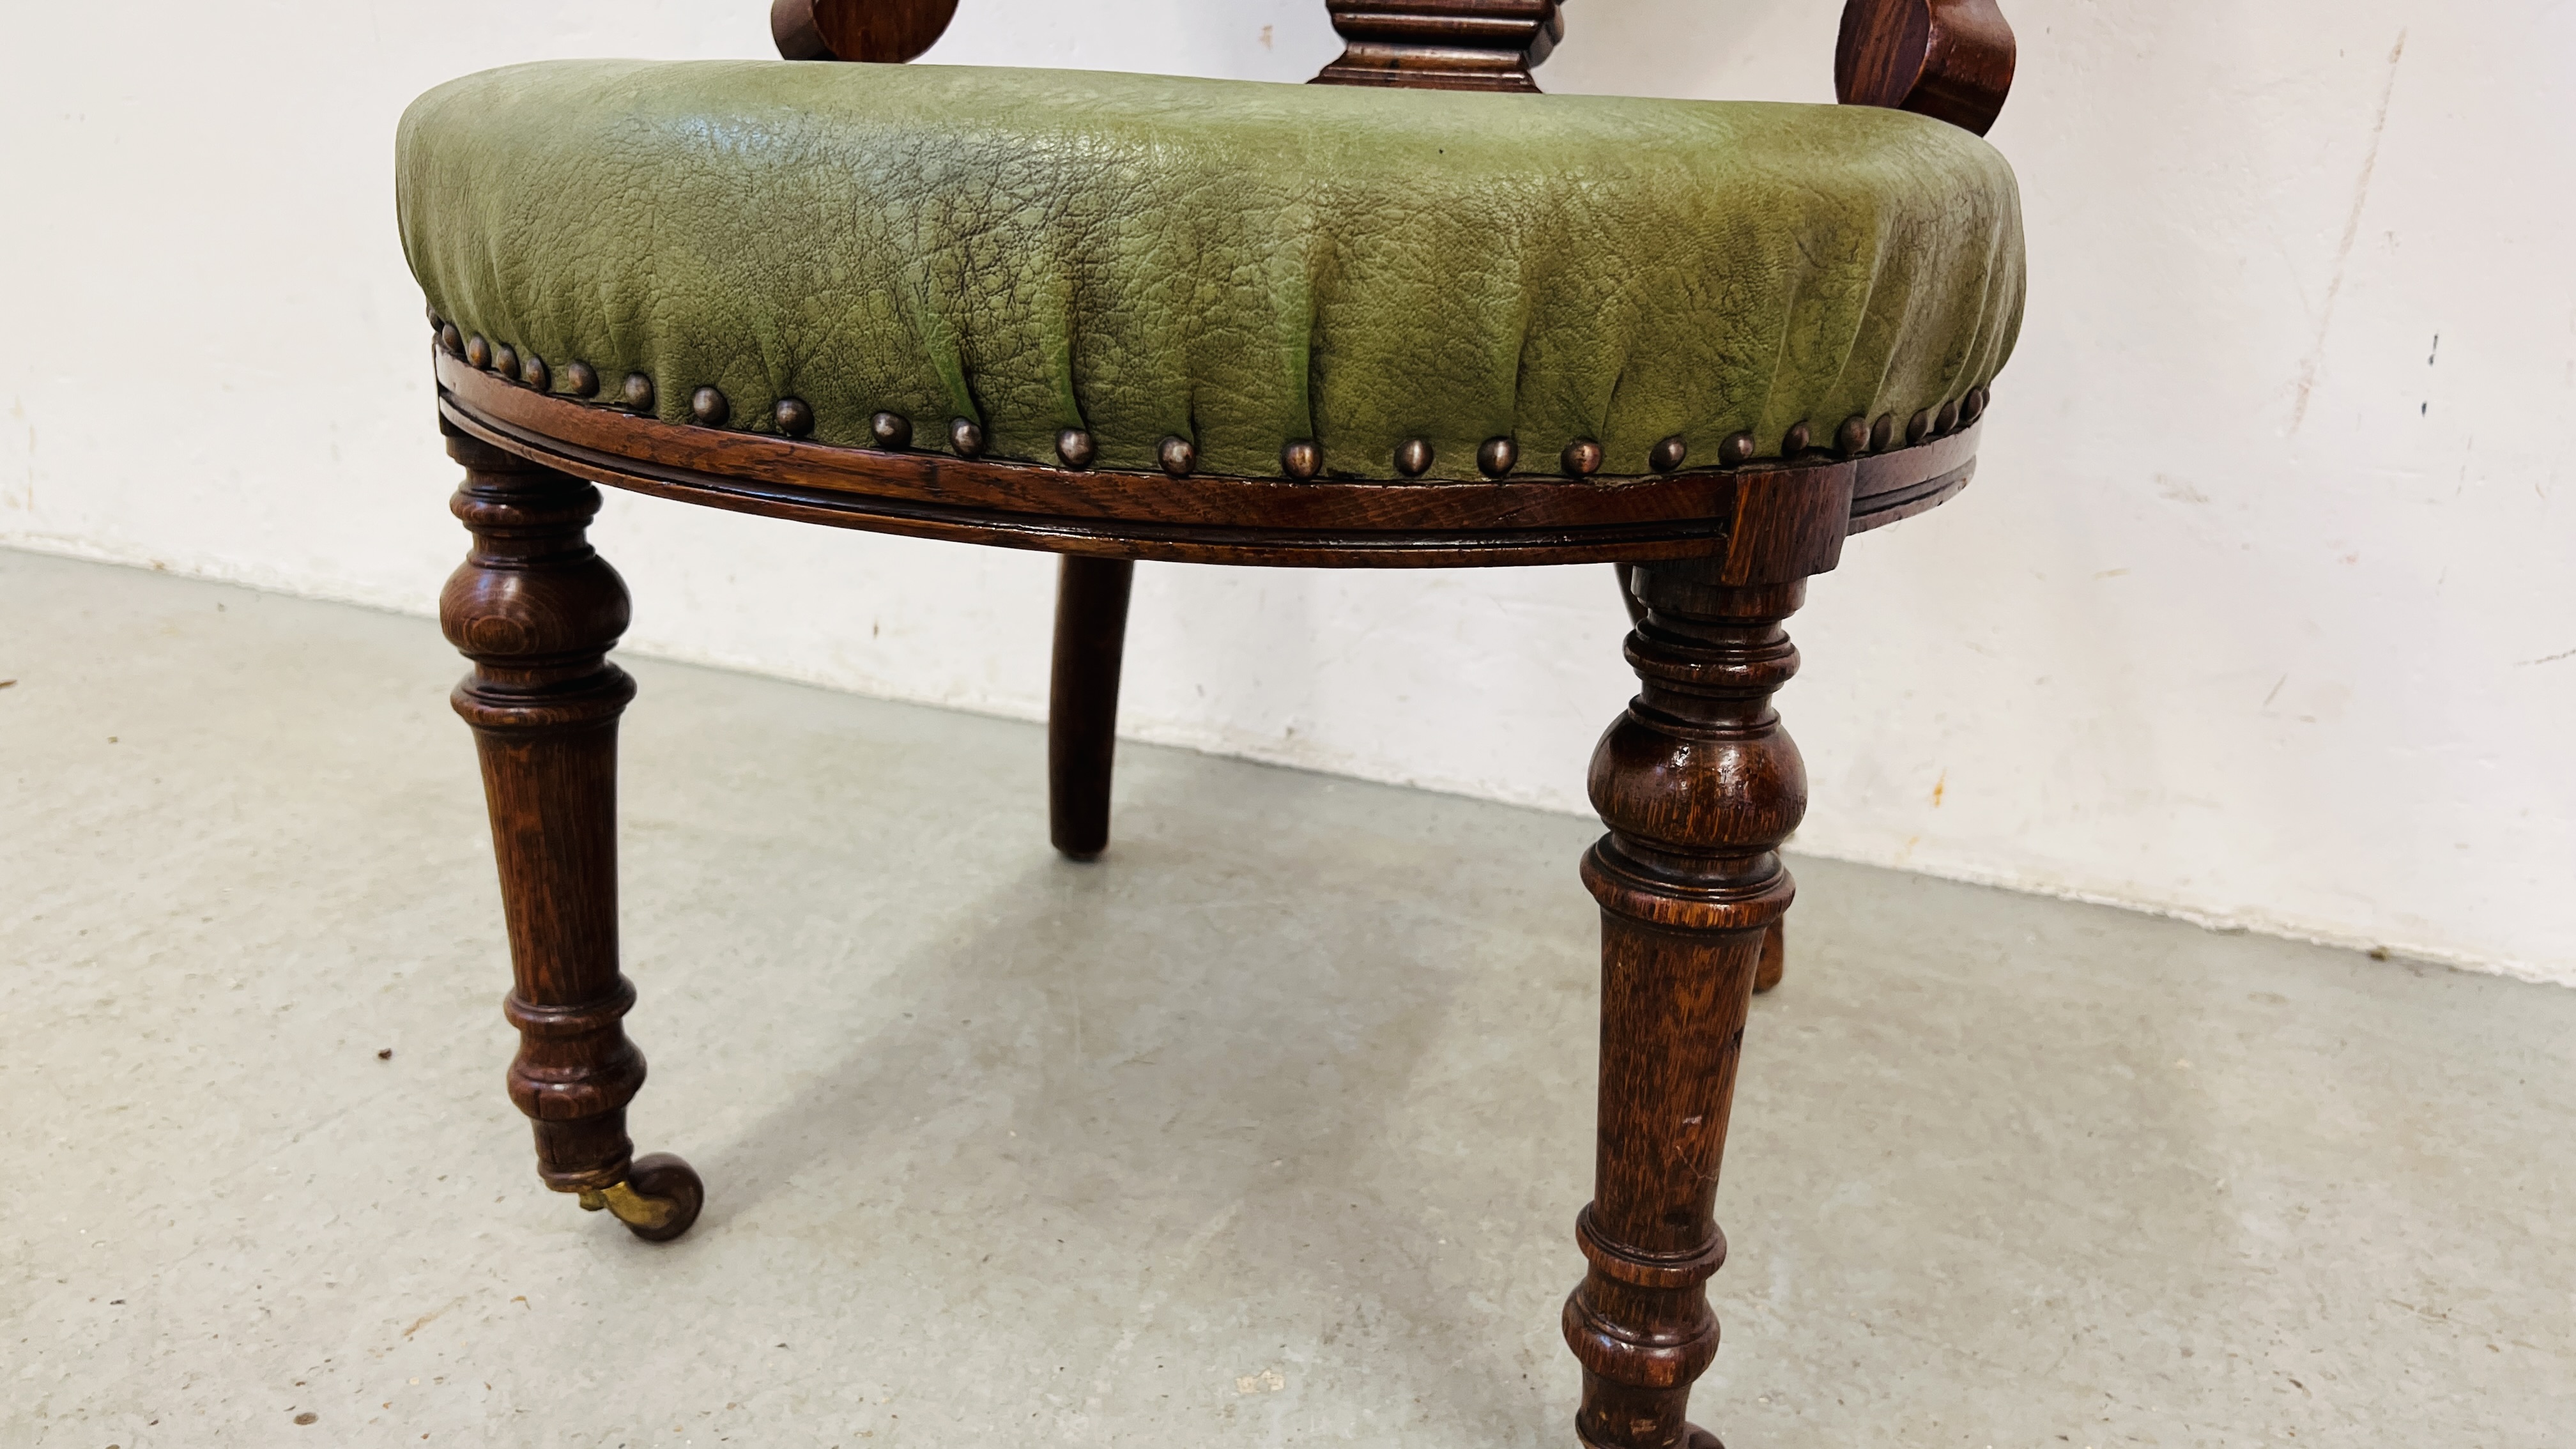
top-left (438, 319), bottom-right (1988, 479)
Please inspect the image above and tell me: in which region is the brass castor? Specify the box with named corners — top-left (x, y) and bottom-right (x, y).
top-left (577, 1153), bottom-right (705, 1243)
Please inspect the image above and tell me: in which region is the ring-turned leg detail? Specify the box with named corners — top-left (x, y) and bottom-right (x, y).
top-left (1615, 560), bottom-right (1788, 997)
top-left (1567, 561), bottom-right (1813, 1449)
top-left (440, 423), bottom-right (702, 1243)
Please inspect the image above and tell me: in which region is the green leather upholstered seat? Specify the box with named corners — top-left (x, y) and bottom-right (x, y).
top-left (398, 60), bottom-right (2024, 481)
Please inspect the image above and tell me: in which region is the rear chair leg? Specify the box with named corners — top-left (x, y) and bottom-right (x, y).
top-left (1048, 555), bottom-right (1135, 859)
top-left (440, 427), bottom-right (702, 1243)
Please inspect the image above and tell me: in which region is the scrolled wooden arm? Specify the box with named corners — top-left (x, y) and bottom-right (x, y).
top-left (771, 0), bottom-right (960, 63)
top-left (1835, 0), bottom-right (2015, 135)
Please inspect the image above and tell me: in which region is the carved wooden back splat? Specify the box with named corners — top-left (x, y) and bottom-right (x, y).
top-left (1835, 0), bottom-right (2016, 135)
top-left (1313, 1), bottom-right (1564, 92)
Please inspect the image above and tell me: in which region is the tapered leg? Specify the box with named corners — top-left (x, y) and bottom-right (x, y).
top-left (439, 427), bottom-right (702, 1243)
top-left (1616, 562), bottom-right (1787, 997)
top-left (1565, 560), bottom-right (1814, 1449)
top-left (1048, 555), bottom-right (1135, 859)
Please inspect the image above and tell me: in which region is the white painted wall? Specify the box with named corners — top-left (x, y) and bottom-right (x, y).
top-left (5, 2), bottom-right (2570, 981)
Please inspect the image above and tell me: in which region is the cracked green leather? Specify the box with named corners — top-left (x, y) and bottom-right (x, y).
top-left (398, 59), bottom-right (2023, 480)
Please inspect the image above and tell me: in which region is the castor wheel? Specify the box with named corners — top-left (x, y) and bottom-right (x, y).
top-left (576, 1152), bottom-right (705, 1243)
top-left (1685, 1426), bottom-right (1725, 1449)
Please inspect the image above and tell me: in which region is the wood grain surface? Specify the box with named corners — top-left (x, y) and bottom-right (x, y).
top-left (1835, 0), bottom-right (2016, 135)
top-left (438, 427), bottom-right (702, 1241)
top-left (1568, 556), bottom-right (1828, 1448)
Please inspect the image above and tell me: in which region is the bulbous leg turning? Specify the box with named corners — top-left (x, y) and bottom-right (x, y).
top-left (1567, 560), bottom-right (1817, 1449)
top-left (1617, 561), bottom-right (1789, 998)
top-left (441, 423), bottom-right (701, 1243)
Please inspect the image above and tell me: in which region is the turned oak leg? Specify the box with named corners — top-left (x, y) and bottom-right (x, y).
top-left (1616, 562), bottom-right (1786, 996)
top-left (1567, 560), bottom-right (1816, 1449)
top-left (1048, 555), bottom-right (1134, 859)
top-left (439, 427), bottom-right (702, 1243)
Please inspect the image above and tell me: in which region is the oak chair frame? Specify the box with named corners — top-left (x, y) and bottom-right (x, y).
top-left (433, 3), bottom-right (2014, 1444)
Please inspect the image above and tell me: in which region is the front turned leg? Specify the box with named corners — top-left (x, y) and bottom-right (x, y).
top-left (439, 427), bottom-right (702, 1243)
top-left (1565, 562), bottom-right (1814, 1449)
top-left (1618, 563), bottom-right (1788, 996)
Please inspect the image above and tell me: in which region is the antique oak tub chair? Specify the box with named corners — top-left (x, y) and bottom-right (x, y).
top-left (401, 1), bottom-right (2020, 1442)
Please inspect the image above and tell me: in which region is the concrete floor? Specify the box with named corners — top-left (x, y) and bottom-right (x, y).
top-left (3, 548), bottom-right (2570, 1449)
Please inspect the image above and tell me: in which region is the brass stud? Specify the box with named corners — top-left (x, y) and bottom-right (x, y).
top-left (521, 355), bottom-right (549, 392)
top-left (1869, 413), bottom-right (1895, 452)
top-left (1961, 387), bottom-right (1988, 424)
top-left (622, 372), bottom-right (655, 413)
top-left (1717, 432), bottom-right (1757, 468)
top-left (1055, 427), bottom-right (1096, 469)
top-left (1907, 409), bottom-right (1935, 445)
top-left (1649, 435), bottom-right (1687, 473)
top-left (1562, 439), bottom-right (1603, 477)
top-left (1281, 440), bottom-right (1321, 480)
top-left (1782, 421), bottom-right (1811, 456)
top-left (492, 344), bottom-right (519, 378)
top-left (425, 302), bottom-right (443, 328)
top-left (949, 417), bottom-right (985, 458)
top-left (774, 397), bottom-right (814, 437)
top-left (1394, 438), bottom-right (1433, 477)
top-left (563, 361), bottom-right (599, 398)
top-left (1936, 399), bottom-right (1961, 434)
top-left (464, 334), bottom-right (490, 369)
top-left (690, 386), bottom-right (729, 427)
top-left (438, 323), bottom-right (463, 357)
top-left (1158, 435), bottom-right (1197, 477)
top-left (871, 411), bottom-right (913, 450)
top-left (1836, 415), bottom-right (1871, 456)
top-left (1477, 436), bottom-right (1518, 479)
